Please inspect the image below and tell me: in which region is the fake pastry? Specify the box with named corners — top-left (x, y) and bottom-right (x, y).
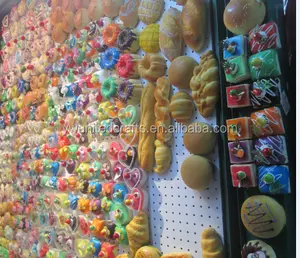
top-left (117, 28), bottom-right (140, 53)
top-left (117, 79), bottom-right (143, 105)
top-left (201, 228), bottom-right (224, 258)
top-left (138, 83), bottom-right (156, 172)
top-left (159, 7), bottom-right (183, 61)
top-left (138, 0), bottom-right (164, 25)
top-left (74, 8), bottom-right (91, 30)
top-left (184, 122), bottom-right (216, 155)
top-left (140, 24), bottom-right (160, 53)
top-left (135, 246), bottom-right (161, 258)
top-left (228, 140), bottom-right (253, 164)
top-left (222, 35), bottom-right (248, 60)
top-left (162, 253), bottom-right (192, 258)
top-left (169, 92), bottom-right (194, 124)
top-left (223, 56), bottom-right (250, 83)
top-left (62, 11), bottom-right (74, 33)
top-left (88, 0), bottom-right (104, 21)
top-left (119, 0), bottom-right (140, 28)
top-left (226, 84), bottom-right (251, 108)
top-left (154, 76), bottom-right (171, 142)
top-left (102, 0), bottom-right (124, 18)
top-left (249, 22), bottom-right (281, 54)
top-left (103, 24), bottom-right (122, 47)
top-left (226, 117), bottom-right (252, 141)
top-left (241, 240), bottom-right (277, 258)
top-left (258, 165), bottom-right (291, 194)
top-left (62, 0), bottom-right (76, 13)
top-left (138, 54), bottom-right (166, 82)
top-left (230, 164), bottom-right (257, 188)
top-left (181, 155), bottom-right (212, 190)
top-left (154, 140), bottom-right (171, 174)
top-left (52, 23), bottom-right (68, 44)
top-left (126, 211), bottom-right (149, 256)
top-left (250, 107), bottom-right (285, 137)
top-left (224, 0), bottom-right (266, 35)
top-left (117, 54), bottom-right (141, 78)
top-left (190, 50), bottom-right (219, 117)
top-left (177, 0), bottom-right (207, 52)
top-left (168, 56), bottom-right (198, 89)
top-left (241, 195), bottom-right (286, 238)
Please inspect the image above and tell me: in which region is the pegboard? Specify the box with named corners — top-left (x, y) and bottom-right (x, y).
top-left (117, 0), bottom-right (224, 256)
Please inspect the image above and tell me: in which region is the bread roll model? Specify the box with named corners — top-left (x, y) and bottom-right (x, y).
top-left (241, 195), bottom-right (286, 239)
top-left (102, 0), bottom-right (124, 18)
top-left (241, 240), bottom-right (277, 258)
top-left (168, 56), bottom-right (198, 89)
top-left (135, 246), bottom-right (161, 258)
top-left (88, 0), bottom-right (104, 21)
top-left (138, 54), bottom-right (166, 82)
top-left (74, 8), bottom-right (91, 30)
top-left (183, 122), bottom-right (216, 155)
top-left (169, 92), bottom-right (194, 124)
top-left (224, 0), bottom-right (266, 35)
top-left (126, 211), bottom-right (149, 256)
top-left (201, 228), bottom-right (224, 258)
top-left (154, 140), bottom-right (171, 174)
top-left (119, 0), bottom-right (140, 28)
top-left (190, 50), bottom-right (219, 118)
top-left (138, 83), bottom-right (156, 172)
top-left (52, 23), bottom-right (68, 44)
top-left (159, 7), bottom-right (183, 62)
top-left (138, 0), bottom-right (164, 25)
top-left (181, 155), bottom-right (212, 190)
top-left (116, 255), bottom-right (132, 258)
top-left (177, 0), bottom-right (207, 52)
top-left (162, 252), bottom-right (193, 258)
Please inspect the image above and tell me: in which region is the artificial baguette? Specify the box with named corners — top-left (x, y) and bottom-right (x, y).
top-left (138, 83), bottom-right (156, 172)
top-left (159, 7), bottom-right (183, 61)
top-left (162, 252), bottom-right (193, 258)
top-left (177, 0), bottom-right (207, 52)
top-left (190, 50), bottom-right (219, 118)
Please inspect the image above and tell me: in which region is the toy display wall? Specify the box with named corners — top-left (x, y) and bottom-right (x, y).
top-left (0, 0), bottom-right (296, 258)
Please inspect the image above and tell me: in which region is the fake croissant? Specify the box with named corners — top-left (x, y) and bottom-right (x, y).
top-left (201, 228), bottom-right (224, 258)
top-left (190, 50), bottom-right (219, 118)
top-left (154, 140), bottom-right (172, 174)
top-left (126, 211), bottom-right (149, 256)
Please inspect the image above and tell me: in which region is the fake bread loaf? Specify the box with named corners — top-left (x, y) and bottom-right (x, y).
top-left (190, 50), bottom-right (219, 118)
top-left (154, 140), bottom-right (172, 174)
top-left (126, 211), bottom-right (150, 256)
top-left (138, 83), bottom-right (156, 172)
top-left (169, 92), bottom-right (194, 124)
top-left (119, 0), bottom-right (140, 28)
top-left (154, 76), bottom-right (171, 142)
top-left (201, 228), bottom-right (224, 258)
top-left (162, 253), bottom-right (193, 258)
top-left (135, 246), bottom-right (162, 258)
top-left (159, 7), bottom-right (183, 61)
top-left (177, 0), bottom-right (207, 52)
top-left (138, 0), bottom-right (164, 25)
top-left (241, 240), bottom-right (277, 258)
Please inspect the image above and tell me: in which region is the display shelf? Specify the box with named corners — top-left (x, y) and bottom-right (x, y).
top-left (213, 0), bottom-right (296, 257)
top-left (117, 0), bottom-right (224, 256)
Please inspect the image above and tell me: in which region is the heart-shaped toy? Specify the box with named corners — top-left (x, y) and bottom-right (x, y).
top-left (118, 146), bottom-right (137, 169)
top-left (123, 168), bottom-right (147, 189)
top-left (120, 124), bottom-right (139, 146)
top-left (118, 105), bottom-right (139, 126)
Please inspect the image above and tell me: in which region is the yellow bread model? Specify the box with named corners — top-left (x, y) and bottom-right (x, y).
top-left (177, 0), bottom-right (207, 52)
top-left (138, 83), bottom-right (156, 172)
top-left (241, 195), bottom-right (286, 239)
top-left (135, 246), bottom-right (161, 258)
top-left (154, 140), bottom-right (172, 174)
top-left (161, 253), bottom-right (193, 258)
top-left (168, 56), bottom-right (198, 89)
top-left (183, 122), bottom-right (216, 155)
top-left (138, 0), bottom-right (164, 25)
top-left (119, 0), bottom-right (140, 28)
top-left (126, 211), bottom-right (150, 256)
top-left (140, 24), bottom-right (160, 53)
top-left (224, 0), bottom-right (266, 35)
top-left (181, 155), bottom-right (212, 191)
top-left (201, 228), bottom-right (224, 258)
top-left (169, 92), bottom-right (194, 124)
top-left (117, 255), bottom-right (133, 258)
top-left (159, 7), bottom-right (183, 61)
top-left (138, 54), bottom-right (166, 82)
top-left (190, 50), bottom-right (219, 118)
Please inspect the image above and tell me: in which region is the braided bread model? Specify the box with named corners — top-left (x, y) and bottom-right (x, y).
top-left (138, 83), bottom-right (156, 172)
top-left (190, 50), bottom-right (219, 118)
top-left (126, 211), bottom-right (149, 256)
top-left (154, 76), bottom-right (172, 174)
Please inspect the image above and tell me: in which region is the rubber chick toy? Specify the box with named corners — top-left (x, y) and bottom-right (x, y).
top-left (98, 242), bottom-right (118, 258)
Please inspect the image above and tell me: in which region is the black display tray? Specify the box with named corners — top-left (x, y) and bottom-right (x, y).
top-left (210, 0), bottom-right (296, 257)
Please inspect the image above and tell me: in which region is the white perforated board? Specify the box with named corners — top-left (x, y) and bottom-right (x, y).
top-left (117, 0), bottom-right (224, 257)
